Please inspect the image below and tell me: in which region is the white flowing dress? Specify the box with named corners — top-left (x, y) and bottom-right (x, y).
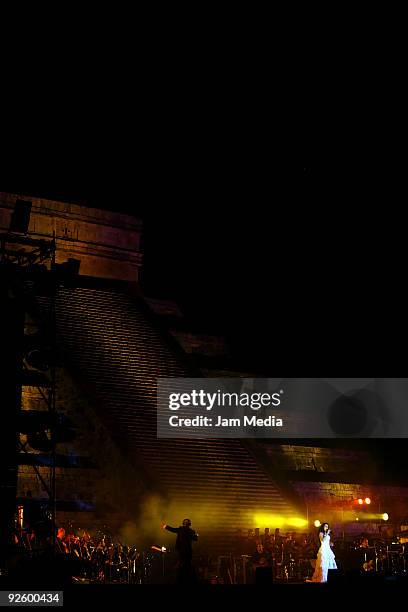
top-left (311, 533), bottom-right (337, 582)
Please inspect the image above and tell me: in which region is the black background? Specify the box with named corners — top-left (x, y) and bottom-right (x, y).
top-left (0, 31), bottom-right (405, 376)
top-left (2, 151), bottom-right (404, 376)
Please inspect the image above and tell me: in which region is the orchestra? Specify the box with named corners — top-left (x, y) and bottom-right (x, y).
top-left (8, 519), bottom-right (408, 584)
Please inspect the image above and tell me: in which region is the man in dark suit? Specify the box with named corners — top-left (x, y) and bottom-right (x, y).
top-left (161, 519), bottom-right (198, 583)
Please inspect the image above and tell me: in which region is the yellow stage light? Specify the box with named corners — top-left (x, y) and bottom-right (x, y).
top-left (314, 520), bottom-right (321, 528)
top-left (253, 514), bottom-right (285, 528)
top-left (253, 514), bottom-right (308, 529)
top-left (286, 517), bottom-right (308, 528)
top-left (382, 513), bottom-right (389, 521)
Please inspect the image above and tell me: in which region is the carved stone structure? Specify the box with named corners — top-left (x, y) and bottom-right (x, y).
top-left (0, 192), bottom-right (142, 281)
top-left (2, 192), bottom-right (407, 552)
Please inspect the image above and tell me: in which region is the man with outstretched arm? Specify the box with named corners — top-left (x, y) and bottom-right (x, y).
top-left (161, 519), bottom-right (198, 583)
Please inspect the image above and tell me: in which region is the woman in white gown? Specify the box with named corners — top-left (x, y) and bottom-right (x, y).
top-left (309, 523), bottom-right (337, 582)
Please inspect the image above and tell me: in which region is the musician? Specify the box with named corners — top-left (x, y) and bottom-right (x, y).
top-left (252, 543), bottom-right (272, 567)
top-left (358, 537), bottom-right (375, 571)
top-left (286, 533), bottom-right (301, 563)
top-left (262, 528), bottom-right (271, 548)
top-left (307, 522), bottom-right (337, 583)
top-left (25, 528), bottom-right (36, 551)
top-left (273, 528), bottom-right (283, 560)
top-left (274, 528), bottom-right (282, 546)
top-left (56, 527), bottom-right (69, 554)
top-left (161, 519), bottom-right (198, 583)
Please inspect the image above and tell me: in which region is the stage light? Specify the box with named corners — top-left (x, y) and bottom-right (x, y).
top-left (314, 520), bottom-right (321, 528)
top-left (382, 513), bottom-right (389, 521)
top-left (253, 514), bottom-right (284, 528)
top-left (356, 517), bottom-right (359, 521)
top-left (253, 514), bottom-right (307, 529)
top-left (358, 499), bottom-right (364, 505)
top-left (286, 518), bottom-right (308, 528)
top-left (365, 498), bottom-right (371, 505)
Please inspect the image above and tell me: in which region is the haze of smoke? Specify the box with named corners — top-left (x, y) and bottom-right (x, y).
top-left (116, 494), bottom-right (233, 548)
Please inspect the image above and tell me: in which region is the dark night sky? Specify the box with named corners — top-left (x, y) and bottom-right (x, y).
top-left (2, 154), bottom-right (405, 376)
top-left (1, 4), bottom-right (406, 377)
top-left (1, 70), bottom-right (405, 376)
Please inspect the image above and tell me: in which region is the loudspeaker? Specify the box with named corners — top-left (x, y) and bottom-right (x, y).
top-left (10, 199), bottom-right (32, 233)
top-left (255, 566), bottom-right (273, 584)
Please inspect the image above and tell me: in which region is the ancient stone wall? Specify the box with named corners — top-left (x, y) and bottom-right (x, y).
top-left (0, 193), bottom-right (142, 282)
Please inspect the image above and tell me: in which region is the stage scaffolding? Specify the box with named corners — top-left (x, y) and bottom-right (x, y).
top-left (0, 230), bottom-right (58, 569)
